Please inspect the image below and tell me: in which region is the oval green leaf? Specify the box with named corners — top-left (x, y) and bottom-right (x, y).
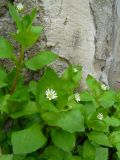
top-left (25, 51), bottom-right (58, 70)
top-left (11, 124), bottom-right (46, 154)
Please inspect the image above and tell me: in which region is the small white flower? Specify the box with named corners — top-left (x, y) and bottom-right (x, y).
top-left (73, 68), bottom-right (78, 73)
top-left (17, 3), bottom-right (24, 11)
top-left (45, 88), bottom-right (57, 100)
top-left (101, 84), bottom-right (108, 91)
top-left (97, 113), bottom-right (104, 120)
top-left (75, 93), bottom-right (80, 102)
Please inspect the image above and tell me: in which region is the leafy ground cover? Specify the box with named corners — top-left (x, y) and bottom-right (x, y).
top-left (0, 3), bottom-right (120, 160)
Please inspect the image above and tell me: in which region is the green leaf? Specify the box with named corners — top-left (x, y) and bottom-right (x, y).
top-left (13, 155), bottom-right (26, 160)
top-left (0, 68), bottom-right (8, 88)
top-left (10, 87), bottom-right (29, 103)
top-left (0, 37), bottom-right (15, 60)
top-left (83, 140), bottom-right (96, 160)
top-left (80, 91), bottom-right (93, 102)
top-left (42, 108), bottom-right (84, 133)
top-left (10, 101), bottom-right (38, 118)
top-left (0, 82), bottom-right (7, 88)
top-left (25, 51), bottom-right (58, 70)
top-left (31, 26), bottom-right (42, 38)
top-left (117, 151), bottom-right (120, 159)
top-left (83, 102), bottom-right (96, 120)
top-left (88, 131), bottom-right (111, 147)
top-left (8, 3), bottom-right (22, 30)
top-left (0, 68), bottom-right (7, 81)
top-left (62, 65), bottom-right (82, 92)
top-left (83, 140), bottom-right (108, 160)
top-left (9, 3), bottom-right (41, 49)
top-left (109, 131), bottom-right (120, 146)
top-left (21, 9), bottom-right (37, 31)
top-left (95, 147), bottom-right (108, 160)
top-left (105, 116), bottom-right (120, 127)
top-left (28, 80), bottom-right (37, 95)
top-left (88, 119), bottom-right (108, 132)
top-left (22, 15), bottom-right (31, 31)
top-left (87, 108), bottom-right (108, 132)
top-left (36, 68), bottom-right (61, 113)
top-left (41, 146), bottom-right (72, 160)
top-left (114, 103), bottom-right (120, 119)
top-left (29, 9), bottom-right (37, 22)
top-left (13, 26), bottom-right (42, 49)
top-left (11, 124), bottom-right (46, 154)
top-left (37, 67), bottom-right (60, 92)
top-left (98, 90), bottom-right (116, 108)
top-left (36, 67), bottom-right (71, 111)
top-left (62, 65), bottom-right (82, 81)
top-left (0, 155), bottom-right (13, 160)
top-left (0, 94), bottom-right (10, 113)
top-left (72, 156), bottom-right (82, 160)
top-left (86, 75), bottom-right (102, 97)
top-left (51, 128), bottom-right (75, 152)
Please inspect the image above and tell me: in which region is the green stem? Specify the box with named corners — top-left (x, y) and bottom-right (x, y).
top-left (10, 47), bottom-right (24, 95)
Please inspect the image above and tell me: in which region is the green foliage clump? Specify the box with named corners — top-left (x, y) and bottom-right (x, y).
top-left (0, 3), bottom-right (120, 160)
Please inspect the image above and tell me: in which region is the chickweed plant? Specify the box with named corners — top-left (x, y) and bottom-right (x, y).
top-left (0, 3), bottom-right (120, 160)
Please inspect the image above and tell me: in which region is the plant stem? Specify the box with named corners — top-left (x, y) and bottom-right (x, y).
top-left (10, 47), bottom-right (24, 95)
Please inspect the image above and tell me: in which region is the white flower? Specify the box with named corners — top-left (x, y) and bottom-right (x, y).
top-left (97, 113), bottom-right (104, 120)
top-left (75, 93), bottom-right (80, 102)
top-left (45, 88), bottom-right (57, 100)
top-left (73, 68), bottom-right (78, 73)
top-left (17, 3), bottom-right (24, 11)
top-left (101, 84), bottom-right (108, 91)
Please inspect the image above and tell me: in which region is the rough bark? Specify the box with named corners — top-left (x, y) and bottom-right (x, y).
top-left (0, 0), bottom-right (119, 89)
top-left (108, 0), bottom-right (120, 90)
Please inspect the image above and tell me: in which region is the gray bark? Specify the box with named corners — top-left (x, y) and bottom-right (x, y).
top-left (108, 0), bottom-right (120, 90)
